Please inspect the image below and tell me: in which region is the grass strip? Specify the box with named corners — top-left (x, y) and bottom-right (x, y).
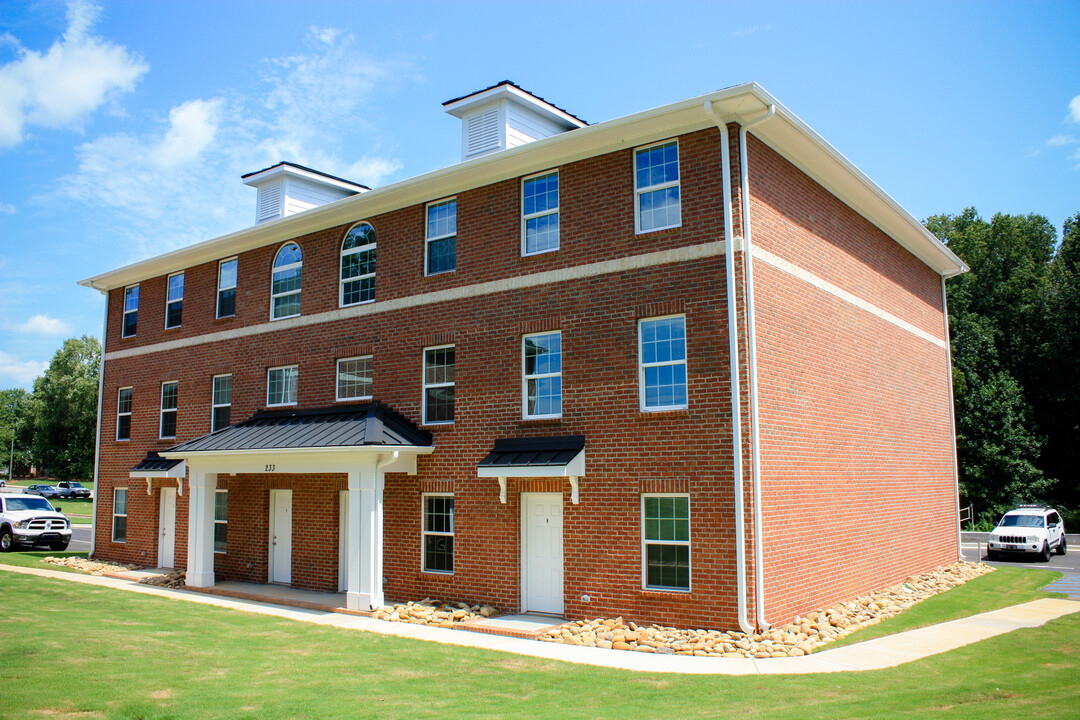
top-left (0, 570), bottom-right (1076, 719)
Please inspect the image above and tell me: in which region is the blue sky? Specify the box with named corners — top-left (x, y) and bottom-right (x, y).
top-left (1, 0), bottom-right (1077, 389)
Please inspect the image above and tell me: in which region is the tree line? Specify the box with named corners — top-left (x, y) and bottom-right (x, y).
top-left (2, 210), bottom-right (1077, 525)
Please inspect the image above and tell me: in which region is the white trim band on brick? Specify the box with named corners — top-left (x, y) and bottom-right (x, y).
top-left (752, 246), bottom-right (947, 350)
top-left (104, 242), bottom-right (725, 361)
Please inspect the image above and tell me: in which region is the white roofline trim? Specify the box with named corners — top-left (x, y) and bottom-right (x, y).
top-left (79, 83), bottom-right (967, 292)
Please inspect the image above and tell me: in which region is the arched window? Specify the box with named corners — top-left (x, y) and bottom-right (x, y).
top-left (271, 242), bottom-right (302, 319)
top-left (340, 223), bottom-right (376, 307)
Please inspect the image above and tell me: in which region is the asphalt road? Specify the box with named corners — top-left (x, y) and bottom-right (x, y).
top-left (69, 524), bottom-right (92, 553)
top-left (961, 542), bottom-right (1077, 578)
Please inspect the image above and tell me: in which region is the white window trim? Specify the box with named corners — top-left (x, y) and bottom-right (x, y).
top-left (340, 223), bottom-right (377, 308)
top-left (159, 381), bottom-right (178, 439)
top-left (638, 314), bottom-right (688, 412)
top-left (641, 493), bottom-right (691, 592)
top-left (116, 386), bottom-right (132, 442)
top-left (112, 487), bottom-right (128, 543)
top-left (421, 493), bottom-right (454, 575)
top-left (522, 330), bottom-right (562, 420)
top-left (336, 355), bottom-right (373, 402)
top-left (122, 284), bottom-right (139, 338)
top-left (164, 271), bottom-right (184, 329)
top-left (521, 170), bottom-right (559, 256)
top-left (211, 374), bottom-right (231, 432)
top-left (422, 345), bottom-right (455, 425)
top-left (266, 365), bottom-right (298, 407)
top-left (270, 243), bottom-right (302, 321)
top-left (424, 198), bottom-right (457, 277)
top-left (634, 138), bottom-right (682, 235)
top-left (214, 489), bottom-right (228, 554)
top-left (217, 257), bottom-right (237, 319)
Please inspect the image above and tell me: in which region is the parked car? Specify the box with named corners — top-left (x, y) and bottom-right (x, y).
top-left (987, 505), bottom-right (1067, 562)
top-left (54, 481), bottom-right (91, 499)
top-left (0, 493), bottom-right (71, 551)
top-left (25, 485), bottom-right (63, 500)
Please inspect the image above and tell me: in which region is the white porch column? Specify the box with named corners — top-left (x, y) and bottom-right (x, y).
top-left (346, 458), bottom-right (384, 611)
top-left (185, 468), bottom-right (217, 588)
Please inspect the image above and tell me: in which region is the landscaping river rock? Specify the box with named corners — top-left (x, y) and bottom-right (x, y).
top-left (373, 598), bottom-right (498, 627)
top-left (537, 561), bottom-right (992, 657)
top-left (43, 556), bottom-right (140, 575)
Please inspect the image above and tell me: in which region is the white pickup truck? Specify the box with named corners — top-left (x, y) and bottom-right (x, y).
top-left (0, 493), bottom-right (72, 552)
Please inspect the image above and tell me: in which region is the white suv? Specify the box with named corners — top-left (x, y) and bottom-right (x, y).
top-left (0, 493), bottom-right (72, 552)
top-left (987, 505), bottom-right (1067, 562)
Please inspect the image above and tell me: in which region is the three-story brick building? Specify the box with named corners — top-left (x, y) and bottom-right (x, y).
top-left (80, 82), bottom-right (967, 632)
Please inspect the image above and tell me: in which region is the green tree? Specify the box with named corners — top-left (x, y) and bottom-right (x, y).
top-left (28, 336), bottom-right (101, 481)
top-left (0, 388), bottom-right (34, 477)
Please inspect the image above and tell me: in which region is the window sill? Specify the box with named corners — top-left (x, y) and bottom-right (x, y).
top-left (639, 407), bottom-right (689, 417)
top-left (424, 270), bottom-right (456, 278)
top-left (336, 396), bottom-right (373, 404)
top-left (164, 325), bottom-right (181, 331)
top-left (214, 314), bottom-right (236, 322)
top-left (266, 403), bottom-right (298, 409)
top-left (270, 314), bottom-right (301, 322)
top-left (115, 438), bottom-right (130, 443)
top-left (521, 247), bottom-right (559, 259)
top-left (418, 570), bottom-right (454, 579)
top-left (634, 225), bottom-right (682, 239)
top-left (339, 299), bottom-right (375, 309)
top-left (421, 422), bottom-right (454, 429)
top-left (639, 588), bottom-right (691, 599)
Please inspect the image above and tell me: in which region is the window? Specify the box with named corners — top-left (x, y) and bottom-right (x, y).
top-left (116, 387), bottom-right (132, 441)
top-left (267, 365), bottom-right (298, 406)
top-left (340, 223), bottom-right (376, 306)
top-left (425, 199), bottom-right (456, 275)
top-left (112, 488), bottom-right (128, 542)
top-left (642, 494), bottom-right (690, 591)
top-left (523, 331), bottom-right (562, 418)
top-left (160, 381), bottom-right (178, 438)
top-left (422, 494), bottom-right (454, 573)
top-left (635, 140), bottom-right (681, 233)
top-left (639, 316), bottom-right (688, 411)
top-left (214, 490), bottom-right (228, 553)
top-left (522, 171), bottom-right (559, 255)
top-left (122, 285), bottom-right (139, 337)
top-left (337, 356), bottom-right (373, 401)
top-left (422, 346), bottom-right (455, 424)
top-left (217, 258), bottom-right (237, 318)
top-left (165, 272), bottom-right (184, 328)
top-left (271, 243), bottom-right (302, 320)
top-left (212, 374), bottom-right (232, 432)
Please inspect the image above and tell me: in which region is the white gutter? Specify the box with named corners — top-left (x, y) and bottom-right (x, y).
top-left (704, 99), bottom-right (754, 635)
top-left (739, 104), bottom-right (776, 631)
top-left (941, 276), bottom-right (962, 559)
top-left (88, 285), bottom-right (108, 558)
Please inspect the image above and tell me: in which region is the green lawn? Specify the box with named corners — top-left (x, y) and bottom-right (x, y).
top-left (0, 570), bottom-right (1076, 719)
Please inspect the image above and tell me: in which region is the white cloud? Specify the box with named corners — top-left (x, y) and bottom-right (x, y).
top-left (0, 350), bottom-right (47, 385)
top-left (56, 26), bottom-right (405, 261)
top-left (731, 25), bottom-right (772, 38)
top-left (1069, 95), bottom-right (1080, 123)
top-left (1047, 134), bottom-right (1077, 147)
top-left (0, 0), bottom-right (148, 148)
top-left (0, 202), bottom-right (15, 214)
top-left (9, 314), bottom-right (74, 336)
top-left (149, 99), bottom-right (222, 169)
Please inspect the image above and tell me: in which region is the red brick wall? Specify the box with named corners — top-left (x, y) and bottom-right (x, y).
top-left (91, 124), bottom-right (957, 631)
top-left (745, 137), bottom-right (957, 625)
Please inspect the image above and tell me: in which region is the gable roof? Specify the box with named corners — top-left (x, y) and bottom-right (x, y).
top-left (79, 82), bottom-right (967, 292)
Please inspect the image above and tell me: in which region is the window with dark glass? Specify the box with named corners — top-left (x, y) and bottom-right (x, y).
top-left (116, 387), bottom-right (132, 441)
top-left (643, 495), bottom-right (690, 591)
top-left (214, 490), bottom-right (228, 552)
top-left (340, 223), bottom-right (376, 306)
top-left (212, 374), bottom-right (231, 432)
top-left (423, 346), bottom-right (455, 424)
top-left (425, 199), bottom-right (456, 275)
top-left (271, 243), bottom-right (302, 319)
top-left (217, 258), bottom-right (237, 318)
top-left (160, 381), bottom-right (178, 439)
top-left (165, 272), bottom-right (184, 328)
top-left (112, 488), bottom-right (128, 542)
top-left (122, 285), bottom-right (139, 337)
top-left (423, 495), bottom-right (454, 573)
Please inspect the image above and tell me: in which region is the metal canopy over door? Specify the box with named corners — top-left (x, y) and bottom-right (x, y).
top-left (158, 487), bottom-right (176, 568)
top-left (521, 492), bottom-right (564, 615)
top-left (269, 489), bottom-right (293, 584)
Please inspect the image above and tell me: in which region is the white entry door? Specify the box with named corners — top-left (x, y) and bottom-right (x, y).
top-left (522, 492), bottom-right (564, 615)
top-left (269, 489), bottom-right (293, 584)
top-left (158, 487), bottom-right (176, 568)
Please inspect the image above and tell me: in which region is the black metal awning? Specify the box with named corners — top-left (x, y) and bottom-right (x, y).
top-left (131, 452), bottom-right (185, 474)
top-left (163, 403), bottom-right (432, 454)
top-left (477, 436), bottom-right (586, 504)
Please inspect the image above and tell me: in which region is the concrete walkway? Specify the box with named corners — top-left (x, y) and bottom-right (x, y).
top-left (2, 564), bottom-right (1077, 675)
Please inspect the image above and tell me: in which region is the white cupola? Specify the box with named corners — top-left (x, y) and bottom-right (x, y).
top-left (242, 162), bottom-right (369, 225)
top-left (442, 81), bottom-right (588, 161)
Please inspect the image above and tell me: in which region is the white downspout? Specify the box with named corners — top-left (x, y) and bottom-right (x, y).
top-left (739, 105), bottom-right (776, 631)
top-left (88, 285), bottom-right (109, 558)
top-left (941, 277), bottom-right (962, 559)
top-left (704, 99), bottom-right (753, 635)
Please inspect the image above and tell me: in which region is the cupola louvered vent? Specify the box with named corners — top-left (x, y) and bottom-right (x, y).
top-left (256, 182), bottom-right (283, 224)
top-left (444, 82), bottom-right (587, 162)
top-left (466, 107), bottom-right (501, 158)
